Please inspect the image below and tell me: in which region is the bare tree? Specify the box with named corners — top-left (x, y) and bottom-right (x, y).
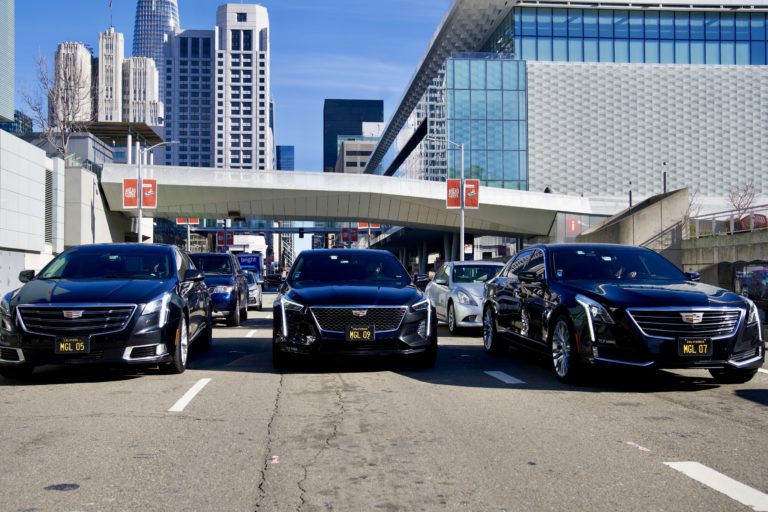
top-left (18, 52), bottom-right (95, 158)
top-left (725, 180), bottom-right (757, 220)
top-left (682, 186), bottom-right (701, 239)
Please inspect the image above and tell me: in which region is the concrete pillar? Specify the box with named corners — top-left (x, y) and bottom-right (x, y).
top-left (126, 133), bottom-right (132, 165)
top-left (419, 241), bottom-right (428, 274)
top-left (444, 233), bottom-right (452, 263)
top-left (451, 233), bottom-right (459, 262)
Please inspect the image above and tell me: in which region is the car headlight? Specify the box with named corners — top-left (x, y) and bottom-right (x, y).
top-left (0, 297), bottom-right (9, 317)
top-left (142, 292), bottom-right (171, 328)
top-left (280, 298), bottom-right (304, 338)
top-left (0, 295), bottom-right (12, 332)
top-left (456, 289), bottom-right (477, 306)
top-left (213, 285), bottom-right (235, 294)
top-left (411, 298), bottom-right (430, 312)
top-left (745, 298), bottom-right (763, 341)
top-left (576, 294), bottom-right (614, 343)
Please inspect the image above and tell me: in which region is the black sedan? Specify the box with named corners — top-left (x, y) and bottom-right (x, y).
top-left (483, 243), bottom-right (764, 383)
top-left (0, 244), bottom-right (212, 378)
top-left (272, 249), bottom-right (437, 368)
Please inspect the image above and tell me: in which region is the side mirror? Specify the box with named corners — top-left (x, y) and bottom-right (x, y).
top-left (518, 271), bottom-right (540, 283)
top-left (685, 271), bottom-right (701, 282)
top-left (434, 277), bottom-right (448, 286)
top-left (18, 269), bottom-right (35, 283)
top-left (184, 268), bottom-right (205, 282)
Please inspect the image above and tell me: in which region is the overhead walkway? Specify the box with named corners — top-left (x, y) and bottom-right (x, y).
top-left (99, 164), bottom-right (611, 237)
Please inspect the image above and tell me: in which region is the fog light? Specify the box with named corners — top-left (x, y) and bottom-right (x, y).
top-left (592, 347), bottom-right (599, 358)
top-left (417, 320), bottom-right (427, 338)
top-left (156, 344), bottom-right (168, 356)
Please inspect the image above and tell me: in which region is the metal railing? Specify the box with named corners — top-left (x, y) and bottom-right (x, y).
top-left (686, 204), bottom-right (768, 239)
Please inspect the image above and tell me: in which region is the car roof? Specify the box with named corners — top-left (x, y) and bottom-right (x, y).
top-left (529, 243), bottom-right (652, 253)
top-left (298, 249), bottom-right (394, 256)
top-left (69, 243), bottom-right (173, 253)
top-left (189, 252), bottom-right (231, 257)
top-left (451, 261), bottom-right (504, 266)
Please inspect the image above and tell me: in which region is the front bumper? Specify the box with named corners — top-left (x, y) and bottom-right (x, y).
top-left (452, 300), bottom-right (482, 328)
top-left (210, 292), bottom-right (237, 317)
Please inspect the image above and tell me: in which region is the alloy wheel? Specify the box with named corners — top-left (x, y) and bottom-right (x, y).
top-left (551, 320), bottom-right (570, 378)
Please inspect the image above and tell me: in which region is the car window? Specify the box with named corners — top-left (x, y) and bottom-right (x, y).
top-left (290, 252), bottom-right (409, 286)
top-left (189, 254), bottom-right (233, 275)
top-left (434, 265), bottom-right (448, 282)
top-left (551, 247), bottom-right (687, 281)
top-left (37, 247), bottom-right (174, 280)
top-left (245, 272), bottom-right (256, 285)
top-left (452, 264), bottom-right (503, 283)
top-left (523, 249), bottom-right (545, 279)
top-left (174, 247), bottom-right (188, 278)
top-left (503, 250), bottom-right (531, 278)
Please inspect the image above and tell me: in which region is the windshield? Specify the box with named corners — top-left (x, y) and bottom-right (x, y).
top-left (245, 272), bottom-right (257, 285)
top-left (551, 247), bottom-right (687, 282)
top-left (37, 247), bottom-right (174, 280)
top-left (189, 254), bottom-right (233, 275)
top-left (290, 252), bottom-right (410, 286)
top-left (452, 264), bottom-right (503, 283)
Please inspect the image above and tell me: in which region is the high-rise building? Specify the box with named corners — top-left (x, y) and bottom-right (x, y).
top-left (276, 145), bottom-right (294, 170)
top-left (0, 0), bottom-right (13, 121)
top-left (214, 4), bottom-right (271, 170)
top-left (323, 99), bottom-right (383, 172)
top-left (163, 29), bottom-right (215, 167)
top-left (53, 42), bottom-right (93, 125)
top-left (133, 0), bottom-right (180, 100)
top-left (122, 57), bottom-right (164, 125)
top-left (0, 110), bottom-right (33, 135)
top-left (98, 27), bottom-right (124, 122)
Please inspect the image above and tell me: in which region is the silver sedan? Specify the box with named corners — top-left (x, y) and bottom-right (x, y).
top-left (425, 261), bottom-right (503, 335)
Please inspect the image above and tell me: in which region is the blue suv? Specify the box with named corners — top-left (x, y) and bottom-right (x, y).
top-left (189, 252), bottom-right (249, 327)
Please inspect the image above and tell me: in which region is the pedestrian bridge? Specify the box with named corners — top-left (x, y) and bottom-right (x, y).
top-left (99, 164), bottom-right (611, 236)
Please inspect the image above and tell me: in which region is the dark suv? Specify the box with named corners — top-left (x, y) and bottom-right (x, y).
top-left (483, 243), bottom-right (764, 384)
top-left (0, 244), bottom-right (212, 378)
top-left (189, 252), bottom-right (249, 326)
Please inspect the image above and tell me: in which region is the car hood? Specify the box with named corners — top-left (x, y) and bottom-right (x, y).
top-left (570, 280), bottom-right (747, 309)
top-left (287, 283), bottom-right (423, 307)
top-left (11, 278), bottom-right (171, 307)
top-left (455, 282), bottom-right (485, 299)
top-left (203, 276), bottom-right (235, 287)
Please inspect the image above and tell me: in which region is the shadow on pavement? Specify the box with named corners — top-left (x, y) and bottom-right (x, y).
top-left (734, 388), bottom-right (768, 406)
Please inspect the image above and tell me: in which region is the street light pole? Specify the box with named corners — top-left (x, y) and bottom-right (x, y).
top-left (136, 140), bottom-right (179, 244)
top-left (426, 135), bottom-right (466, 261)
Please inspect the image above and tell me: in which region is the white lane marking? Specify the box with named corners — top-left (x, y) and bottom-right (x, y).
top-left (758, 368), bottom-right (768, 375)
top-left (626, 441), bottom-right (651, 453)
top-left (246, 329), bottom-right (258, 338)
top-left (484, 371), bottom-right (525, 385)
top-left (168, 378), bottom-right (212, 413)
top-left (665, 462), bottom-right (768, 512)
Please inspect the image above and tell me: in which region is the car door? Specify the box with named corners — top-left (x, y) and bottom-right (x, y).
top-left (428, 264), bottom-right (451, 320)
top-left (494, 250), bottom-right (531, 336)
top-left (517, 248), bottom-right (548, 346)
top-left (175, 248), bottom-right (203, 336)
top-left (232, 254), bottom-right (248, 307)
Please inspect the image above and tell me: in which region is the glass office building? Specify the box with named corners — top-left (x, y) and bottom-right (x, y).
top-left (323, 100), bottom-right (383, 172)
top-left (133, 0), bottom-right (180, 101)
top-left (276, 145), bottom-right (294, 170)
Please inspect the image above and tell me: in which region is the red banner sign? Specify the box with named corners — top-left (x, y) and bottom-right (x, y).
top-left (446, 179), bottom-right (461, 209)
top-left (464, 179), bottom-right (479, 209)
top-left (358, 222), bottom-right (381, 229)
top-left (123, 178), bottom-right (157, 209)
top-left (216, 231), bottom-right (234, 247)
top-left (340, 227), bottom-right (359, 243)
top-left (142, 179), bottom-right (157, 208)
top-left (176, 217), bottom-right (201, 225)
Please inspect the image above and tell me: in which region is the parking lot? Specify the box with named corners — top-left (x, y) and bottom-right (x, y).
top-left (1, 291), bottom-right (767, 512)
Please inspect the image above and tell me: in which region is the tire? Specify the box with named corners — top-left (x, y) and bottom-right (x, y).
top-left (257, 288), bottom-right (263, 311)
top-left (226, 296), bottom-right (241, 327)
top-left (550, 315), bottom-right (581, 383)
top-left (163, 316), bottom-right (189, 374)
top-left (447, 302), bottom-right (460, 336)
top-left (482, 306), bottom-right (507, 355)
top-left (196, 308), bottom-right (213, 351)
top-left (708, 367), bottom-right (758, 384)
top-left (0, 364), bottom-right (34, 380)
top-left (239, 292), bottom-right (248, 322)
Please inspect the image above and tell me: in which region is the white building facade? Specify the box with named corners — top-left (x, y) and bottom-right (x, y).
top-left (53, 42), bottom-right (93, 125)
top-left (122, 57), bottom-right (164, 126)
top-left (97, 27), bottom-right (124, 122)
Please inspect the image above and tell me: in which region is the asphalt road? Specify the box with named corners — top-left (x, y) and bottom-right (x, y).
top-left (1, 292), bottom-right (767, 512)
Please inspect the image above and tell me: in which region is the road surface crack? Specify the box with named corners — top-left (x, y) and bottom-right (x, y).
top-left (255, 373), bottom-right (284, 510)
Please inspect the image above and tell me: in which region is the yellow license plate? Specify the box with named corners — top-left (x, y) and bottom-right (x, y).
top-left (55, 337), bottom-right (90, 354)
top-left (678, 338), bottom-right (711, 356)
top-left (346, 325), bottom-right (374, 341)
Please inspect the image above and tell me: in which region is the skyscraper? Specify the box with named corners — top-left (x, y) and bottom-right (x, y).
top-left (53, 42), bottom-right (93, 125)
top-left (0, 0), bottom-right (14, 121)
top-left (276, 145), bottom-right (294, 170)
top-left (122, 57), bottom-right (164, 125)
top-left (133, 0), bottom-right (180, 99)
top-left (98, 27), bottom-right (124, 122)
top-left (323, 99), bottom-right (383, 172)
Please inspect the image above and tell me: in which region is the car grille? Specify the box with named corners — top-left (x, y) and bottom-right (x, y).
top-left (310, 307), bottom-right (407, 333)
top-left (627, 309), bottom-right (742, 339)
top-left (130, 345), bottom-right (158, 359)
top-left (17, 305), bottom-right (136, 337)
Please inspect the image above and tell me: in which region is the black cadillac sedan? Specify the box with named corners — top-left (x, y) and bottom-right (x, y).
top-left (483, 243), bottom-right (764, 383)
top-left (0, 244), bottom-right (212, 378)
top-left (272, 249), bottom-right (437, 368)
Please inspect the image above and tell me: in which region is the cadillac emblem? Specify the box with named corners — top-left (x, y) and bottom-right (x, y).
top-left (680, 312), bottom-right (703, 324)
top-left (351, 310), bottom-right (368, 318)
top-left (63, 310), bottom-right (84, 319)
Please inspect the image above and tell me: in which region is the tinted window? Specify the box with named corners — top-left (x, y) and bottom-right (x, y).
top-left (524, 249), bottom-right (546, 279)
top-left (245, 272), bottom-right (257, 285)
top-left (452, 264), bottom-right (503, 283)
top-left (290, 252), bottom-right (409, 286)
top-left (189, 254), bottom-right (233, 275)
top-left (503, 250), bottom-right (531, 278)
top-left (38, 247), bottom-right (173, 280)
top-left (551, 247), bottom-right (686, 281)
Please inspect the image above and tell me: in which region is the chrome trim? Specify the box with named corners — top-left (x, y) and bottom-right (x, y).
top-left (122, 344), bottom-right (168, 361)
top-left (593, 356), bottom-right (655, 367)
top-left (626, 306), bottom-right (744, 341)
top-left (0, 348), bottom-right (26, 364)
top-left (309, 305), bottom-right (408, 334)
top-left (17, 303), bottom-right (138, 337)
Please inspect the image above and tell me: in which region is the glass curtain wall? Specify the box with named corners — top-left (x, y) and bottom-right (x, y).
top-left (483, 8), bottom-right (768, 65)
top-left (445, 57), bottom-right (527, 190)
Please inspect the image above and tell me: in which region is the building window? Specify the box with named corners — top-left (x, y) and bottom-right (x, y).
top-left (237, 12), bottom-right (247, 22)
top-left (231, 30), bottom-right (241, 51)
top-left (244, 30), bottom-right (253, 51)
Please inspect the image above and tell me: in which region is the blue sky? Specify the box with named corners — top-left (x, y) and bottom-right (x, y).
top-left (13, 0), bottom-right (453, 170)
